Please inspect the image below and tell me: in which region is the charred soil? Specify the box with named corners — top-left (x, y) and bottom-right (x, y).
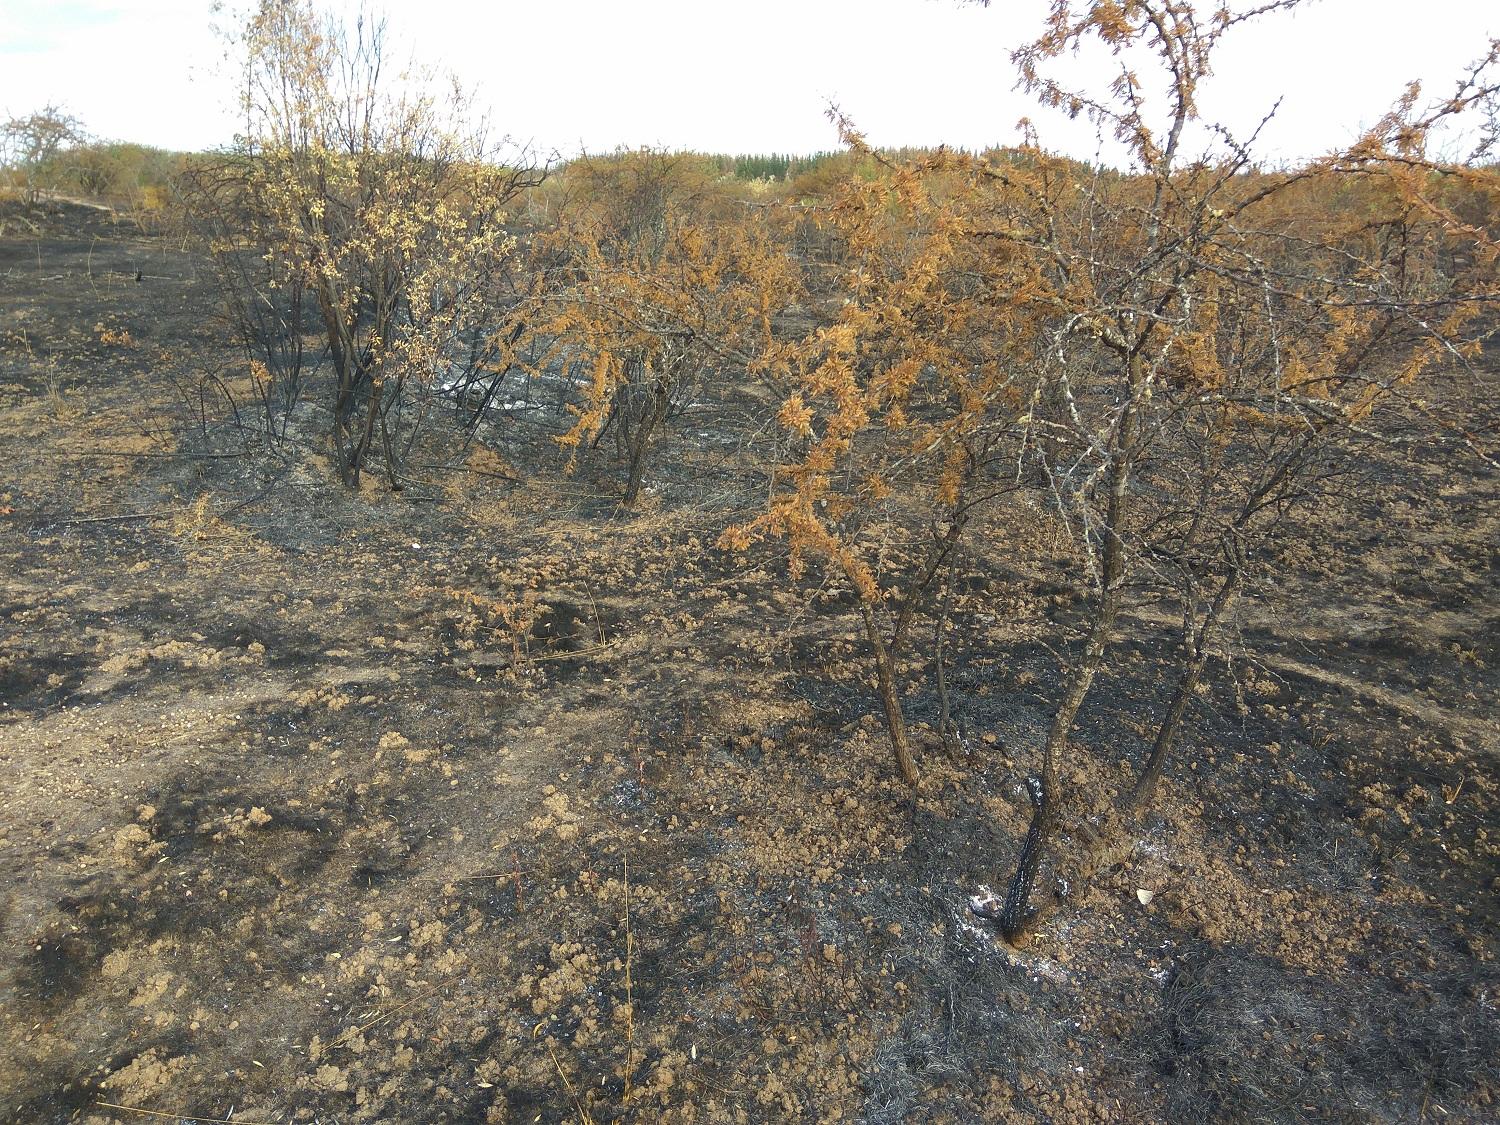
top-left (1, 201), bottom-right (1496, 1123)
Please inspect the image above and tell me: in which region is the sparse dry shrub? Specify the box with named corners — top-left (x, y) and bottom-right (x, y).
top-left (444, 586), bottom-right (545, 668)
top-left (721, 126), bottom-right (1055, 783)
top-left (92, 322), bottom-right (135, 348)
top-left (181, 0), bottom-right (544, 486)
top-left (169, 494), bottom-right (272, 566)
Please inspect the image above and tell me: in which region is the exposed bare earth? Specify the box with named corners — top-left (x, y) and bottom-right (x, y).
top-left (1, 201), bottom-right (1497, 1123)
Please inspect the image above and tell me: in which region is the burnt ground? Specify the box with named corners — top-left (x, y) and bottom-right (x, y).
top-left (0, 200), bottom-right (1496, 1124)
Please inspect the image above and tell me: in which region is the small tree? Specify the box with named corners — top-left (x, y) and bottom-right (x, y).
top-left (2, 105), bottom-right (85, 203)
top-left (721, 137), bottom-right (1047, 784)
top-left (969, 0), bottom-right (1499, 945)
top-left (734, 0), bottom-right (1500, 944)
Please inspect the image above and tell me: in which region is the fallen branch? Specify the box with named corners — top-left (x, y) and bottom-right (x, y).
top-left (36, 506), bottom-right (193, 528)
top-left (93, 1102), bottom-right (282, 1125)
top-left (34, 461), bottom-right (289, 529)
top-left (54, 450), bottom-right (251, 461)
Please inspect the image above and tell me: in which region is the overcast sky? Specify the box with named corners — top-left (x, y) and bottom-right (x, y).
top-left (2, 1), bottom-right (1496, 164)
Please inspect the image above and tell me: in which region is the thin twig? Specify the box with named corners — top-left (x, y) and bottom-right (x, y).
top-left (527, 642), bottom-right (617, 665)
top-left (623, 854), bottom-right (635, 1111)
top-left (534, 1025), bottom-right (594, 1125)
top-left (581, 574), bottom-right (608, 645)
top-left (332, 983), bottom-right (445, 1045)
top-left (93, 1102), bottom-right (282, 1125)
top-left (37, 506), bottom-right (193, 528)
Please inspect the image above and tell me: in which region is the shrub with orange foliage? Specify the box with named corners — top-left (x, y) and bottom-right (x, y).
top-left (730, 0), bottom-right (1500, 943)
top-left (541, 150), bottom-right (798, 505)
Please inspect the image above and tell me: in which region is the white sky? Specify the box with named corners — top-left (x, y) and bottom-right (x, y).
top-left (1, 1), bottom-right (1496, 164)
